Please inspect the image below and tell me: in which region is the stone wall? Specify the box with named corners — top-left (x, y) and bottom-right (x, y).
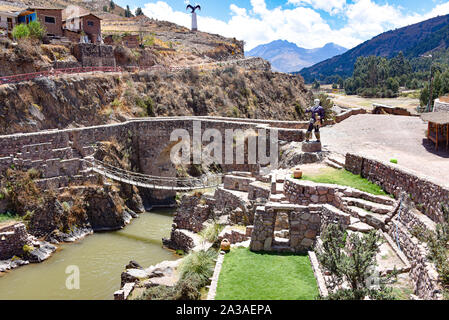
top-left (386, 221), bottom-right (442, 300)
top-left (284, 178), bottom-right (343, 208)
top-left (434, 99), bottom-right (449, 113)
top-left (72, 43), bottom-right (116, 67)
top-left (345, 153), bottom-right (449, 222)
top-left (334, 108), bottom-right (367, 123)
top-left (250, 203), bottom-right (321, 253)
top-left (0, 223), bottom-right (30, 260)
top-left (223, 175), bottom-right (255, 192)
top-left (172, 194), bottom-right (211, 233)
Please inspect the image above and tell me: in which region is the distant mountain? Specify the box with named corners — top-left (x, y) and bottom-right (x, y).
top-left (299, 14), bottom-right (449, 83)
top-left (246, 40), bottom-right (347, 73)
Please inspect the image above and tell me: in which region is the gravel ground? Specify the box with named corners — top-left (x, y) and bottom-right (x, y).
top-left (321, 114), bottom-right (449, 186)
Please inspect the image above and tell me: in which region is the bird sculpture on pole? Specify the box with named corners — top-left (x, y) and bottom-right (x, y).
top-left (186, 4), bottom-right (201, 31)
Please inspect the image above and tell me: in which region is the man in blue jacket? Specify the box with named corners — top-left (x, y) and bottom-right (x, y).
top-left (305, 99), bottom-right (325, 142)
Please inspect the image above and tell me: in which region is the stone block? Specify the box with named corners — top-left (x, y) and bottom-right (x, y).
top-left (301, 141), bottom-right (322, 152)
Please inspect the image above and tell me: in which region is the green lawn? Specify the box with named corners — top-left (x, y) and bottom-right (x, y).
top-left (301, 167), bottom-right (389, 196)
top-left (215, 248), bottom-right (319, 300)
top-left (0, 212), bottom-right (20, 223)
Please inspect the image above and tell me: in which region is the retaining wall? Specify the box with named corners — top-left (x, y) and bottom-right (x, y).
top-left (345, 153), bottom-right (449, 222)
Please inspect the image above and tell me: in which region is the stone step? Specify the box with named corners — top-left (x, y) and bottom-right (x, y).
top-left (343, 189), bottom-right (396, 206)
top-left (270, 194), bottom-right (286, 202)
top-left (347, 221), bottom-right (374, 233)
top-left (346, 206), bottom-right (389, 230)
top-left (343, 197), bottom-right (393, 214)
top-left (328, 155), bottom-right (345, 167)
top-left (324, 159), bottom-right (343, 170)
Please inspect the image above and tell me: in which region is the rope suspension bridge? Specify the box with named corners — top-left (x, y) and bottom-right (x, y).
top-left (85, 158), bottom-right (223, 192)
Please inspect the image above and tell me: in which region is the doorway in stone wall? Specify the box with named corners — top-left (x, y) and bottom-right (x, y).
top-left (273, 210), bottom-right (290, 248)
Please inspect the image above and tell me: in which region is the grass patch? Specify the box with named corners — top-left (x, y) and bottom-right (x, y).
top-left (0, 212), bottom-right (20, 223)
top-left (215, 248), bottom-right (318, 300)
top-left (301, 168), bottom-right (389, 196)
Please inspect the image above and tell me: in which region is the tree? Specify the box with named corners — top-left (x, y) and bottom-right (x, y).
top-left (135, 7), bottom-right (144, 16)
top-left (312, 80), bottom-right (320, 90)
top-left (103, 6), bottom-right (108, 12)
top-left (27, 20), bottom-right (45, 40)
top-left (317, 224), bottom-right (396, 300)
top-left (125, 5), bottom-right (133, 18)
top-left (110, 1), bottom-right (115, 10)
top-left (12, 24), bottom-right (30, 40)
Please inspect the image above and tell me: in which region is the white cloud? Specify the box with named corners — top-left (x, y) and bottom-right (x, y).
top-left (288, 0), bottom-right (346, 14)
top-left (142, 0), bottom-right (449, 52)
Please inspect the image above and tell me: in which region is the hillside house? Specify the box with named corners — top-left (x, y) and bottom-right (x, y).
top-left (19, 7), bottom-right (63, 37)
top-left (62, 11), bottom-right (102, 44)
top-left (0, 11), bottom-right (19, 38)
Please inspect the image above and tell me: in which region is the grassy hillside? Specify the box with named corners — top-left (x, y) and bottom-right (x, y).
top-left (299, 14), bottom-right (449, 83)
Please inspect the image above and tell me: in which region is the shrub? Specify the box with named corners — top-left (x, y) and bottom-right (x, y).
top-left (12, 24), bottom-right (30, 40)
top-left (27, 21), bottom-right (45, 40)
top-left (198, 222), bottom-right (223, 243)
top-left (178, 249), bottom-right (218, 287)
top-left (317, 224), bottom-right (396, 300)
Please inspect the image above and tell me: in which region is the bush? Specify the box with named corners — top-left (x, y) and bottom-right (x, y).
top-left (12, 24), bottom-right (30, 40)
top-left (28, 21), bottom-right (45, 40)
top-left (198, 222), bottom-right (223, 243)
top-left (179, 249), bottom-right (218, 287)
top-left (12, 21), bottom-right (45, 40)
top-left (317, 224), bottom-right (396, 300)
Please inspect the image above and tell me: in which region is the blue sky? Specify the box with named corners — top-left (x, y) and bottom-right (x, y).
top-left (115, 0), bottom-right (449, 50)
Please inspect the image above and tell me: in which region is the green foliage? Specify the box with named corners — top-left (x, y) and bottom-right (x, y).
top-left (316, 93), bottom-right (334, 121)
top-left (12, 21), bottom-right (45, 40)
top-left (27, 21), bottom-right (45, 40)
top-left (110, 0), bottom-right (115, 10)
top-left (344, 53), bottom-right (409, 97)
top-left (12, 24), bottom-right (30, 40)
top-left (103, 5), bottom-right (108, 12)
top-left (317, 224), bottom-right (397, 300)
top-left (198, 222), bottom-right (223, 243)
top-left (125, 5), bottom-right (133, 18)
top-left (390, 159), bottom-right (398, 164)
top-left (135, 7), bottom-right (144, 16)
top-left (301, 167), bottom-right (389, 196)
top-left (412, 204), bottom-right (449, 288)
top-left (312, 80), bottom-right (320, 90)
top-left (215, 248), bottom-right (318, 300)
top-left (179, 249), bottom-right (217, 287)
top-left (0, 212), bottom-right (20, 223)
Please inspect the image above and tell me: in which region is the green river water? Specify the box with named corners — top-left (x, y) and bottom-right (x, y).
top-left (0, 209), bottom-right (177, 300)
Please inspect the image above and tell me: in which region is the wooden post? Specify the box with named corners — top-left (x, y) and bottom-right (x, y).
top-left (436, 124), bottom-right (439, 151)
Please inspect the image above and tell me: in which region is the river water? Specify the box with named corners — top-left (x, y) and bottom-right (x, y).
top-left (0, 209), bottom-right (177, 300)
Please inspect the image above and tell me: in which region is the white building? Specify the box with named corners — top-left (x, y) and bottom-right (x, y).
top-left (0, 11), bottom-right (20, 36)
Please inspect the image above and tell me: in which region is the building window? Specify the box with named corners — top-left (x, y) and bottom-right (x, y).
top-left (87, 20), bottom-right (94, 27)
top-left (44, 16), bottom-right (56, 24)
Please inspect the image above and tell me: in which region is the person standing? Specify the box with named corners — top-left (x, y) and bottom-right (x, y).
top-left (305, 99), bottom-right (325, 142)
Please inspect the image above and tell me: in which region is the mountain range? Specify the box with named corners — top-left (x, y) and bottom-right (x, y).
top-left (246, 40), bottom-right (347, 73)
top-left (299, 14), bottom-right (449, 83)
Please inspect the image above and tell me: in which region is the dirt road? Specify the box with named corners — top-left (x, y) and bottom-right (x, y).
top-left (321, 114), bottom-right (449, 186)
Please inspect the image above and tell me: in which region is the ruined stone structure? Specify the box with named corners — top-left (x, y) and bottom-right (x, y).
top-left (72, 43), bottom-right (116, 67)
top-left (0, 223), bottom-right (29, 260)
top-left (345, 153), bottom-right (449, 222)
top-left (0, 116), bottom-right (305, 202)
top-left (434, 98), bottom-right (449, 113)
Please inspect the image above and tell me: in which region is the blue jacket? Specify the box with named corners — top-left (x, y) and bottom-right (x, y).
top-left (306, 105), bottom-right (325, 120)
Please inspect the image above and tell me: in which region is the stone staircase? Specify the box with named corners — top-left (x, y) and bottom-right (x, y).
top-left (342, 192), bottom-right (396, 232)
top-left (325, 154), bottom-right (345, 170)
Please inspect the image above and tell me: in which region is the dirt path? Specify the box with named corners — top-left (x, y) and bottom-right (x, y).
top-left (328, 93), bottom-right (420, 112)
top-left (321, 114), bottom-right (449, 186)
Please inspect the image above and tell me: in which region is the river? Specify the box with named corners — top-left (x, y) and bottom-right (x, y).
top-left (0, 209), bottom-right (177, 300)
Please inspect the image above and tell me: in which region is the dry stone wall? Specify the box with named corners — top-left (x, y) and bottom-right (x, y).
top-left (345, 153), bottom-right (449, 222)
top-left (0, 223), bottom-right (30, 260)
